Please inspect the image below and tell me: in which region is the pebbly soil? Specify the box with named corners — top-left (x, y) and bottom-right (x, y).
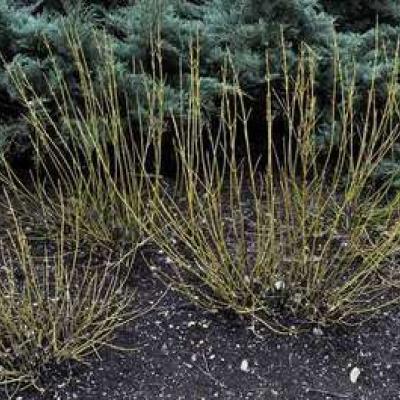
top-left (0, 182), bottom-right (399, 400)
top-left (5, 256), bottom-right (399, 400)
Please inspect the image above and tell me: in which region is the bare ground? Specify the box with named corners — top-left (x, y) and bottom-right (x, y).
top-left (7, 256), bottom-right (400, 400)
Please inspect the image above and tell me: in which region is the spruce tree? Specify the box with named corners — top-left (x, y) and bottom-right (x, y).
top-left (1, 0), bottom-right (400, 167)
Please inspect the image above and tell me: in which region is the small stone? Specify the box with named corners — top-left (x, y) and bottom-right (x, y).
top-left (240, 359), bottom-right (250, 372)
top-left (312, 327), bottom-right (323, 336)
top-left (350, 367), bottom-right (361, 383)
top-left (274, 280), bottom-right (285, 290)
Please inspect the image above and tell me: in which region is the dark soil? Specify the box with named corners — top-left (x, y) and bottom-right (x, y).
top-left (4, 255), bottom-right (398, 400)
top-left (0, 185), bottom-right (399, 400)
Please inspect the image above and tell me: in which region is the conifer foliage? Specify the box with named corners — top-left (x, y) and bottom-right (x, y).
top-left (0, 0), bottom-right (400, 165)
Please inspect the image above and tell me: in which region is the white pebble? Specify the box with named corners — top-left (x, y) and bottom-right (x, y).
top-left (240, 359), bottom-right (250, 372)
top-left (312, 327), bottom-right (323, 336)
top-left (350, 367), bottom-right (361, 383)
top-left (274, 280), bottom-right (285, 290)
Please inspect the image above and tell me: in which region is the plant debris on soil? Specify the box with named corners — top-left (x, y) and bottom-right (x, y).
top-left (1, 183), bottom-right (400, 400)
top-left (3, 256), bottom-right (398, 400)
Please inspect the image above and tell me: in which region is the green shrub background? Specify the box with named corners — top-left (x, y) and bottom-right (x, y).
top-left (1, 0), bottom-right (400, 173)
